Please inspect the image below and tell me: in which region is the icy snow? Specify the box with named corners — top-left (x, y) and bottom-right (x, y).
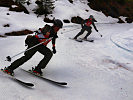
top-left (0, 0), bottom-right (133, 100)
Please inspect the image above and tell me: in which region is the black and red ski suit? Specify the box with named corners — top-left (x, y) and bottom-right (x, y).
top-left (8, 26), bottom-right (58, 70)
top-left (74, 18), bottom-right (98, 39)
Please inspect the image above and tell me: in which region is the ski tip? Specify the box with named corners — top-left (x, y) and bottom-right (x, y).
top-left (90, 40), bottom-right (94, 42)
top-left (62, 82), bottom-right (67, 85)
top-left (28, 83), bottom-right (34, 87)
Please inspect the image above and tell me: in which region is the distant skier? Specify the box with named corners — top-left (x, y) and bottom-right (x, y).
top-left (3, 19), bottom-right (63, 76)
top-left (74, 15), bottom-right (98, 40)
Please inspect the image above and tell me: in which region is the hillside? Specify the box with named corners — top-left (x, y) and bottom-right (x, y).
top-left (88, 0), bottom-right (133, 23)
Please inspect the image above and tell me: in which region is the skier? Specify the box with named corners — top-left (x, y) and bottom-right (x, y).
top-left (74, 15), bottom-right (98, 40)
top-left (3, 19), bottom-right (63, 76)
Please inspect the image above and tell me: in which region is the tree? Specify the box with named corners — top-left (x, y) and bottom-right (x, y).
top-left (35, 0), bottom-right (55, 18)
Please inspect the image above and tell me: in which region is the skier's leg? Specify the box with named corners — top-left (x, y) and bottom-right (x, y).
top-left (8, 46), bottom-right (37, 70)
top-left (37, 46), bottom-right (53, 69)
top-left (84, 29), bottom-right (92, 39)
top-left (74, 28), bottom-right (85, 39)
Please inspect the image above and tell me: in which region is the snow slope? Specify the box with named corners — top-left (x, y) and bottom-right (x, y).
top-left (0, 0), bottom-right (133, 100)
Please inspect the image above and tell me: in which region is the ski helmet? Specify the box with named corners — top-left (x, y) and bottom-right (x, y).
top-left (89, 15), bottom-right (94, 19)
top-left (53, 19), bottom-right (63, 28)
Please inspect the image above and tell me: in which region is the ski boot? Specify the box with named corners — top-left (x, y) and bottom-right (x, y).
top-left (83, 37), bottom-right (87, 40)
top-left (32, 67), bottom-right (43, 76)
top-left (2, 67), bottom-right (14, 76)
top-left (73, 37), bottom-right (77, 40)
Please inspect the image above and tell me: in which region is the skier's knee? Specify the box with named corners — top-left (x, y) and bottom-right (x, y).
top-left (49, 51), bottom-right (53, 58)
top-left (46, 51), bottom-right (53, 59)
top-left (79, 32), bottom-right (83, 35)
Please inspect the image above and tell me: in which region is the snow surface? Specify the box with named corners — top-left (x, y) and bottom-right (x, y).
top-left (0, 0), bottom-right (133, 100)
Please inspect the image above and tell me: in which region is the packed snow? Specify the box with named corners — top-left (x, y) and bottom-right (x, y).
top-left (0, 0), bottom-right (133, 100)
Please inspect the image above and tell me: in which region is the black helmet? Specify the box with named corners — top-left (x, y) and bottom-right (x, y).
top-left (53, 19), bottom-right (63, 28)
top-left (89, 15), bottom-right (94, 19)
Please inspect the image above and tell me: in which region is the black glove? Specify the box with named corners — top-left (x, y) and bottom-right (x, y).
top-left (52, 47), bottom-right (56, 54)
top-left (96, 29), bottom-right (98, 32)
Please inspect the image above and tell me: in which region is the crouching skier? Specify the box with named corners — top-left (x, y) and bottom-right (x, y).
top-left (3, 19), bottom-right (63, 76)
top-left (74, 15), bottom-right (98, 40)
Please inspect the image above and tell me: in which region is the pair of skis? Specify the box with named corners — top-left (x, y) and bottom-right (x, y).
top-left (69, 37), bottom-right (94, 42)
top-left (0, 68), bottom-right (67, 88)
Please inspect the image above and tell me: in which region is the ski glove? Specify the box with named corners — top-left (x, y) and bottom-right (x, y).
top-left (96, 29), bottom-right (98, 32)
top-left (52, 47), bottom-right (56, 54)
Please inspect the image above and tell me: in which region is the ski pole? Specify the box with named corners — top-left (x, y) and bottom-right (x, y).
top-left (6, 37), bottom-right (53, 62)
top-left (97, 32), bottom-right (102, 37)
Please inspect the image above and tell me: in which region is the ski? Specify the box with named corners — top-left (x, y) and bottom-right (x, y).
top-left (69, 37), bottom-right (83, 42)
top-left (21, 68), bottom-right (67, 86)
top-left (0, 69), bottom-right (34, 87)
top-left (80, 38), bottom-right (94, 42)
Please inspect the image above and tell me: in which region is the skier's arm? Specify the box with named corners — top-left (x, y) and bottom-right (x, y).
top-left (52, 35), bottom-right (58, 54)
top-left (92, 22), bottom-right (98, 32)
top-left (52, 37), bottom-right (56, 47)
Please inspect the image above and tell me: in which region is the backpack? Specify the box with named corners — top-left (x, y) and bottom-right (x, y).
top-left (39, 24), bottom-right (51, 35)
top-left (25, 35), bottom-right (34, 46)
top-left (25, 24), bottom-right (51, 46)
